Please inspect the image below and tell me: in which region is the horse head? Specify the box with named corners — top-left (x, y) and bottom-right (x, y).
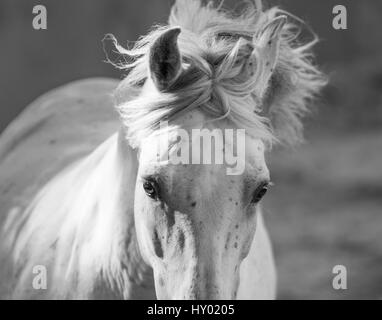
top-left (108, 0), bottom-right (325, 299)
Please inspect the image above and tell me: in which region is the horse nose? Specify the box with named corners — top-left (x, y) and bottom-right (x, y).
top-left (187, 263), bottom-right (233, 300)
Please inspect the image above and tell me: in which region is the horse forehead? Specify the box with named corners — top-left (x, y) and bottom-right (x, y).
top-left (138, 106), bottom-right (268, 176)
top-left (245, 137), bottom-right (266, 163)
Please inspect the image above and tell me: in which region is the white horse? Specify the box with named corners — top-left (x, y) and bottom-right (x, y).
top-left (0, 0), bottom-right (325, 299)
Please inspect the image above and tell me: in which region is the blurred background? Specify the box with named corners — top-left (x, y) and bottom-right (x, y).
top-left (0, 0), bottom-right (381, 299)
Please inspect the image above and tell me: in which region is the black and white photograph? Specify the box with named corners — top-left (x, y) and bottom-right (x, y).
top-left (0, 0), bottom-right (381, 305)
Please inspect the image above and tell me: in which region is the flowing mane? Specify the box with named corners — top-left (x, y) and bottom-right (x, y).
top-left (106, 0), bottom-right (326, 147)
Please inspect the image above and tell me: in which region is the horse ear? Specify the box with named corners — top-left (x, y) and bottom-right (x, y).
top-left (149, 27), bottom-right (183, 91)
top-left (253, 16), bottom-right (287, 96)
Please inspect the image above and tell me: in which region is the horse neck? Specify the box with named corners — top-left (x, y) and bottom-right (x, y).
top-left (12, 131), bottom-right (154, 298)
top-left (75, 130), bottom-right (152, 297)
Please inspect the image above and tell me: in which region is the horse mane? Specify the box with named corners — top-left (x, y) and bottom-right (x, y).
top-left (109, 0), bottom-right (326, 147)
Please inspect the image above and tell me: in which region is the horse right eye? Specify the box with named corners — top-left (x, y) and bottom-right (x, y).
top-left (251, 183), bottom-right (269, 204)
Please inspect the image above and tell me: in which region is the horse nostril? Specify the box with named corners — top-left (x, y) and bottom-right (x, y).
top-left (178, 232), bottom-right (185, 251)
top-left (153, 230), bottom-right (164, 258)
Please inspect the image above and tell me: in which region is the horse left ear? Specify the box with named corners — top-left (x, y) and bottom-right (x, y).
top-left (253, 15), bottom-right (287, 96)
top-left (149, 27), bottom-right (183, 91)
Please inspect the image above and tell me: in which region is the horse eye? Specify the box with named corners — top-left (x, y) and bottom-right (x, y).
top-left (251, 183), bottom-right (269, 204)
top-left (143, 180), bottom-right (160, 200)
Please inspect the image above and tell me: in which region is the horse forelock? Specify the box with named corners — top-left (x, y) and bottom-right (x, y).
top-left (109, 0), bottom-right (326, 148)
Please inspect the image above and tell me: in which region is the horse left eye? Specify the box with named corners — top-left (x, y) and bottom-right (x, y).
top-left (251, 184), bottom-right (269, 204)
top-left (143, 180), bottom-right (160, 200)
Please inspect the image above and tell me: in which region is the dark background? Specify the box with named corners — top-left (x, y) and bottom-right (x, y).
top-left (0, 0), bottom-right (381, 299)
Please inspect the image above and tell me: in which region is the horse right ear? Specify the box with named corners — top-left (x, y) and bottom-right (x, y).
top-left (149, 27), bottom-right (183, 91)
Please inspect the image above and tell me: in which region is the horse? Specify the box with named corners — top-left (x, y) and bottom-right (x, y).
top-left (0, 0), bottom-right (325, 299)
